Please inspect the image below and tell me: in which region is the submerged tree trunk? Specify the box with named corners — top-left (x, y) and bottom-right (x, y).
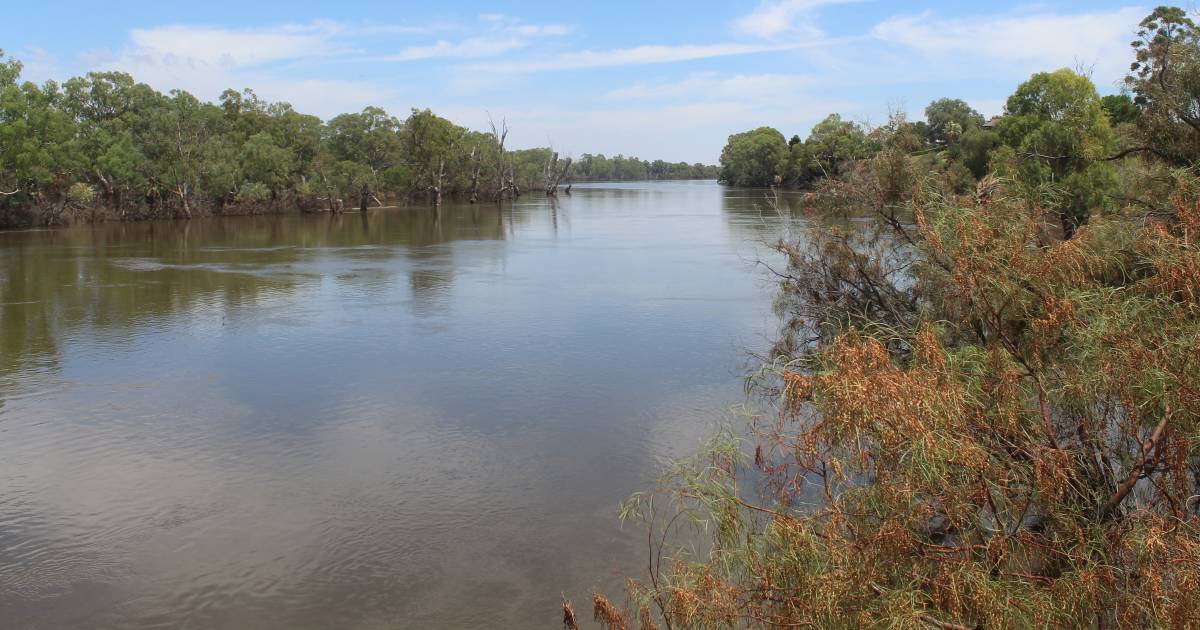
top-left (543, 152), bottom-right (572, 196)
top-left (178, 185), bottom-right (191, 219)
top-left (468, 145), bottom-right (481, 204)
top-left (490, 117), bottom-right (517, 203)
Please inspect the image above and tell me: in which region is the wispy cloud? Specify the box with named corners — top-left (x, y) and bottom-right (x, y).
top-left (92, 22), bottom-right (389, 117)
top-left (734, 0), bottom-right (861, 39)
top-left (872, 7), bottom-right (1143, 83)
top-left (375, 37), bottom-right (531, 61)
top-left (371, 14), bottom-right (572, 62)
top-left (470, 38), bottom-right (849, 73)
top-left (478, 13), bottom-right (573, 37)
top-left (125, 22), bottom-right (345, 68)
top-left (357, 22), bottom-right (467, 36)
top-left (606, 73), bottom-right (817, 101)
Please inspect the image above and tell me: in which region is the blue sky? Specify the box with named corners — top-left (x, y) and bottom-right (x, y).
top-left (1, 1), bottom-right (1153, 161)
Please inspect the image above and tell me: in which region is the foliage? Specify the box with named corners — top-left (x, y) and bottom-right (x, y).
top-left (719, 127), bottom-right (789, 187)
top-left (804, 114), bottom-right (871, 180)
top-left (1126, 5), bottom-right (1200, 165)
top-left (0, 55), bottom-right (716, 227)
top-left (925, 98), bottom-right (985, 145)
top-left (996, 69), bottom-right (1117, 236)
top-left (573, 153), bottom-right (718, 181)
top-left (1101, 94), bottom-right (1139, 126)
top-left (604, 149), bottom-right (1200, 630)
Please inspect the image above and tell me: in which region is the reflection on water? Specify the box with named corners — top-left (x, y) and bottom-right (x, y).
top-left (0, 181), bottom-right (798, 628)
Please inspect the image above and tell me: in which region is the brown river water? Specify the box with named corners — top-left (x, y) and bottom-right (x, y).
top-left (0, 181), bottom-right (795, 628)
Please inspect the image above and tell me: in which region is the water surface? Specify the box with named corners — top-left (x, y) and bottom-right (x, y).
top-left (0, 181), bottom-right (792, 628)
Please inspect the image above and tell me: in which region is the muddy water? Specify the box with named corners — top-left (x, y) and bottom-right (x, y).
top-left (0, 181), bottom-right (794, 628)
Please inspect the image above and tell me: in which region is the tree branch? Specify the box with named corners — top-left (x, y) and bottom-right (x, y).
top-left (1101, 412), bottom-right (1171, 518)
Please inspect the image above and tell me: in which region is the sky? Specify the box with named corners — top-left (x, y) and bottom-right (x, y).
top-left (0, 1), bottom-right (1158, 162)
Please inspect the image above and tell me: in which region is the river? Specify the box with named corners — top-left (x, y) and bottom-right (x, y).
top-left (0, 180), bottom-right (794, 628)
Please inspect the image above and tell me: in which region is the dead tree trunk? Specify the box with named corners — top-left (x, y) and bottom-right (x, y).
top-left (429, 157), bottom-right (446, 207)
top-left (489, 117), bottom-right (518, 203)
top-left (468, 145), bottom-right (482, 204)
top-left (543, 152), bottom-right (573, 196)
top-left (178, 184), bottom-right (191, 219)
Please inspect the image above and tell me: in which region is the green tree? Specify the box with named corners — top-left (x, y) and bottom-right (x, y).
top-left (718, 127), bottom-right (788, 187)
top-left (924, 97), bottom-right (984, 145)
top-left (997, 69), bottom-right (1116, 236)
top-left (804, 114), bottom-right (870, 178)
top-left (61, 72), bottom-right (161, 210)
top-left (240, 132), bottom-right (293, 195)
top-left (1101, 93), bottom-right (1138, 125)
top-left (399, 108), bottom-right (464, 203)
top-left (951, 127), bottom-right (1001, 179)
top-left (325, 107), bottom-right (402, 210)
top-left (0, 63), bottom-right (78, 222)
top-left (1125, 5), bottom-right (1200, 164)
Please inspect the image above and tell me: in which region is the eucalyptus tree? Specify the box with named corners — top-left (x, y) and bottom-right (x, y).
top-left (804, 114), bottom-right (870, 178)
top-left (1125, 5), bottom-right (1200, 164)
top-left (996, 69), bottom-right (1116, 236)
top-left (325, 106), bottom-right (402, 210)
top-left (718, 126), bottom-right (788, 187)
top-left (400, 108), bottom-right (466, 205)
top-left (924, 98), bottom-right (985, 145)
top-left (61, 72), bottom-right (160, 210)
top-left (0, 53), bottom-right (78, 223)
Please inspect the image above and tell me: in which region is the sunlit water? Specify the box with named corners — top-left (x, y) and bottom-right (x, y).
top-left (0, 181), bottom-right (795, 628)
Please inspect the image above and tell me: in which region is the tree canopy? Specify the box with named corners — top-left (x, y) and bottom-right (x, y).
top-left (718, 127), bottom-right (789, 187)
top-left (0, 53), bottom-right (717, 227)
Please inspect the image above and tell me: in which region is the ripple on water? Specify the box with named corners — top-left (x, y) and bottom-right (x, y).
top-left (0, 183), bottom-right (786, 627)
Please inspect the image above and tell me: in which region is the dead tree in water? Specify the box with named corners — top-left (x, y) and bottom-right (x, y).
top-left (468, 145), bottom-right (482, 204)
top-left (429, 157), bottom-right (446, 207)
top-left (489, 117), bottom-right (519, 202)
top-left (543, 152), bottom-right (572, 196)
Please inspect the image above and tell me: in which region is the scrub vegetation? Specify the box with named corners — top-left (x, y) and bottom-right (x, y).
top-left (575, 6), bottom-right (1200, 629)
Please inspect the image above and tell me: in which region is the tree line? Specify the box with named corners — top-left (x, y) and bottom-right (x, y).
top-left (580, 6), bottom-right (1200, 628)
top-left (573, 153), bottom-right (719, 181)
top-left (0, 55), bottom-right (717, 228)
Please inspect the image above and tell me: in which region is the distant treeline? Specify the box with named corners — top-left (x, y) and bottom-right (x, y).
top-left (0, 52), bottom-right (716, 228)
top-left (571, 153), bottom-right (719, 181)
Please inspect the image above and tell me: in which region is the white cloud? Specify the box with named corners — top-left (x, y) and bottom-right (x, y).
top-left (378, 37), bottom-right (531, 61)
top-left (370, 14), bottom-right (572, 62)
top-left (93, 22), bottom-right (391, 118)
top-left (872, 7), bottom-right (1144, 83)
top-left (471, 39), bottom-right (843, 73)
top-left (126, 22), bottom-right (344, 68)
top-left (605, 73), bottom-right (817, 101)
top-left (358, 22), bottom-right (467, 36)
top-left (478, 13), bottom-right (574, 37)
top-left (734, 0), bottom-right (860, 39)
